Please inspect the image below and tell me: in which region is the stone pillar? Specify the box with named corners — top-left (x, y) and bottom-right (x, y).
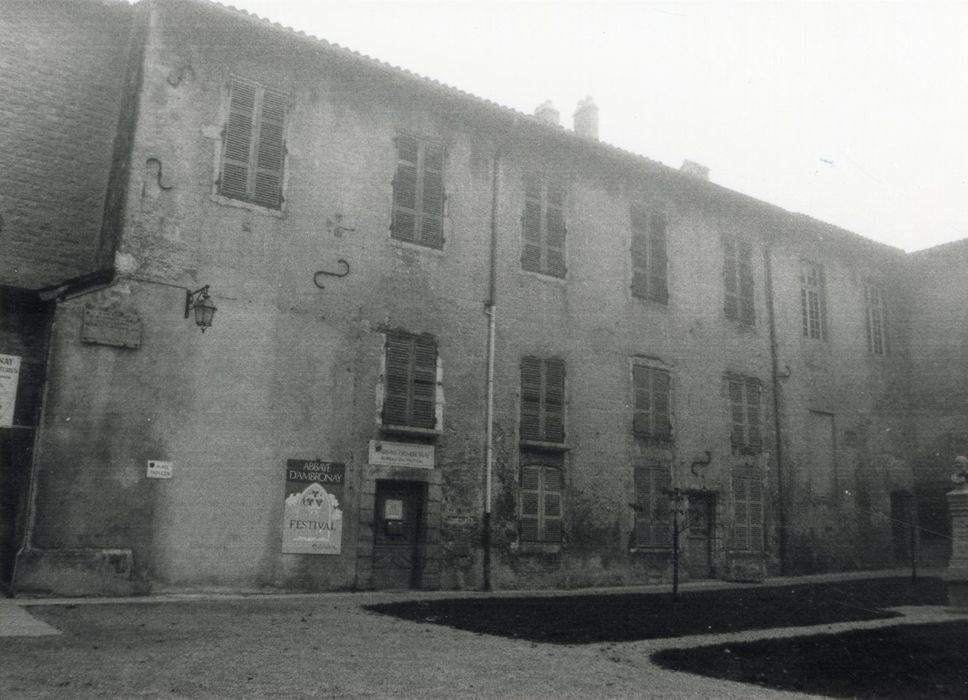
top-left (944, 457), bottom-right (968, 610)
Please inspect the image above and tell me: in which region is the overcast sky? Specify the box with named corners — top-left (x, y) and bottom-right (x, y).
top-left (198, 0), bottom-right (968, 252)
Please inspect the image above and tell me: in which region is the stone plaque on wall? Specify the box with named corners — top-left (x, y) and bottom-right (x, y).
top-left (81, 308), bottom-right (142, 349)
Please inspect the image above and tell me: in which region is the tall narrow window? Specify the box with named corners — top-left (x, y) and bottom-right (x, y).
top-left (391, 135), bottom-right (445, 248)
top-left (520, 357), bottom-right (565, 444)
top-left (383, 332), bottom-right (437, 429)
top-left (800, 262), bottom-right (827, 340)
top-left (631, 207), bottom-right (668, 303)
top-left (727, 376), bottom-right (762, 452)
top-left (633, 465), bottom-right (672, 548)
top-left (724, 236), bottom-right (755, 325)
top-left (732, 465), bottom-right (764, 550)
top-left (865, 281), bottom-right (888, 355)
top-left (520, 465), bottom-right (563, 543)
top-left (218, 77), bottom-right (287, 209)
top-left (633, 364), bottom-right (672, 441)
top-left (522, 175), bottom-right (566, 278)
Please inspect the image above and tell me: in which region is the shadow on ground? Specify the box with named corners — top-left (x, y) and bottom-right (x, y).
top-left (365, 577), bottom-right (946, 644)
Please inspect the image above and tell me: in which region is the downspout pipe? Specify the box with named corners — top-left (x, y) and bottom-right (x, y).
top-left (482, 148), bottom-right (501, 591)
top-left (763, 241), bottom-right (788, 574)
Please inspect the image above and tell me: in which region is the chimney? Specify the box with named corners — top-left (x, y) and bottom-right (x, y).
top-left (534, 101), bottom-right (560, 127)
top-left (680, 159), bottom-right (710, 181)
top-left (573, 96), bottom-right (598, 140)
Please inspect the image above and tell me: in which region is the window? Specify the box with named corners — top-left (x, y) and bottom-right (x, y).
top-left (800, 262), bottom-right (827, 340)
top-left (391, 135), bottom-right (445, 248)
top-left (520, 357), bottom-right (565, 443)
top-left (519, 464), bottom-right (563, 543)
top-left (218, 77), bottom-right (287, 209)
top-left (723, 236), bottom-right (755, 325)
top-left (732, 465), bottom-right (763, 550)
top-left (633, 465), bottom-right (672, 548)
top-left (522, 174), bottom-right (566, 278)
top-left (631, 207), bottom-right (668, 303)
top-left (864, 281), bottom-right (888, 355)
top-left (727, 376), bottom-right (762, 452)
top-left (383, 332), bottom-right (437, 430)
top-left (632, 364), bottom-right (672, 441)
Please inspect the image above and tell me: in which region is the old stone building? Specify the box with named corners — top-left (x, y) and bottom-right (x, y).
top-left (0, 0), bottom-right (958, 595)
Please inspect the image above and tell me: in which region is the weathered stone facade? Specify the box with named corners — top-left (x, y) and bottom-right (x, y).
top-left (2, 0), bottom-right (962, 595)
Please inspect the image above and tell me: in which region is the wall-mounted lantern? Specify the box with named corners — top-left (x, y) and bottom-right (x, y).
top-left (185, 285), bottom-right (217, 332)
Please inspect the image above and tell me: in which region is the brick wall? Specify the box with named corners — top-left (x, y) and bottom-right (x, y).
top-left (0, 0), bottom-right (133, 289)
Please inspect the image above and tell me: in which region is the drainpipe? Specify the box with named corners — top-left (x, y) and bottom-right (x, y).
top-left (482, 148), bottom-right (501, 591)
top-left (763, 241), bottom-right (788, 574)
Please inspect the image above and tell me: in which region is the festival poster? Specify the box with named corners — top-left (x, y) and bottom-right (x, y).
top-left (282, 459), bottom-right (345, 555)
top-left (0, 354), bottom-right (21, 428)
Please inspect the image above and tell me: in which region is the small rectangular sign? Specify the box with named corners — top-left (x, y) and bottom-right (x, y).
top-left (283, 460), bottom-right (345, 555)
top-left (0, 354), bottom-right (21, 428)
top-left (368, 440), bottom-right (435, 469)
top-left (81, 308), bottom-right (142, 349)
top-left (146, 460), bottom-right (173, 479)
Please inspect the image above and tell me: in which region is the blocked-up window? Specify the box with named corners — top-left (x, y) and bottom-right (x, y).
top-left (864, 281), bottom-right (888, 355)
top-left (631, 207), bottom-right (668, 303)
top-left (732, 465), bottom-right (764, 550)
top-left (520, 357), bottom-right (565, 443)
top-left (383, 332), bottom-right (437, 429)
top-left (724, 236), bottom-right (755, 325)
top-left (633, 364), bottom-right (672, 441)
top-left (520, 464), bottom-right (563, 543)
top-left (391, 135), bottom-right (445, 248)
top-left (633, 465), bottom-right (672, 548)
top-left (800, 262), bottom-right (827, 340)
top-left (218, 77), bottom-right (287, 209)
top-left (728, 376), bottom-right (762, 452)
top-left (522, 174), bottom-right (566, 278)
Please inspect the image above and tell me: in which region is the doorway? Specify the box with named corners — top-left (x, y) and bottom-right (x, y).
top-left (372, 480), bottom-right (426, 589)
top-left (686, 491), bottom-right (716, 578)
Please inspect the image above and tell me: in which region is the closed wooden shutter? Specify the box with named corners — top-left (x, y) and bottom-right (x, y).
top-left (733, 467), bottom-right (763, 550)
top-left (520, 465), bottom-right (541, 542)
top-left (738, 239), bottom-right (755, 324)
top-left (520, 357), bottom-right (565, 443)
top-left (745, 379), bottom-right (762, 448)
top-left (521, 175), bottom-right (566, 277)
top-left (420, 143), bottom-right (445, 247)
top-left (633, 365), bottom-right (671, 440)
top-left (728, 379), bottom-right (746, 446)
top-left (522, 176), bottom-right (543, 273)
top-left (632, 208), bottom-right (668, 303)
top-left (634, 466), bottom-right (672, 548)
top-left (383, 332), bottom-right (437, 429)
top-left (723, 236), bottom-right (739, 320)
top-left (545, 182), bottom-right (566, 278)
top-left (219, 77), bottom-right (286, 209)
top-left (630, 207), bottom-right (650, 299)
top-left (392, 136), bottom-right (444, 248)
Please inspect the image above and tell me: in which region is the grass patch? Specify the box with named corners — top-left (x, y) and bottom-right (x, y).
top-left (652, 620), bottom-right (968, 699)
top-left (365, 577), bottom-right (946, 644)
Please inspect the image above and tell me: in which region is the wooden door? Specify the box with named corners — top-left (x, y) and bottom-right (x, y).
top-left (372, 481), bottom-right (425, 589)
top-left (686, 492), bottom-right (715, 578)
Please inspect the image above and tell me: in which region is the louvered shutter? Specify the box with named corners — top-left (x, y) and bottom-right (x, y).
top-left (818, 266), bottom-right (828, 340)
top-left (411, 336), bottom-right (437, 428)
top-left (392, 136), bottom-right (419, 242)
top-left (634, 466), bottom-right (672, 548)
top-left (745, 380), bottom-right (762, 448)
top-left (631, 207), bottom-right (649, 299)
top-left (649, 213), bottom-right (668, 303)
top-left (383, 334), bottom-right (413, 426)
top-left (252, 86), bottom-right (286, 208)
top-left (545, 182), bottom-right (566, 278)
top-left (420, 143), bottom-right (445, 247)
top-left (733, 472), bottom-right (749, 549)
top-left (749, 477), bottom-right (764, 549)
top-left (738, 239), bottom-right (755, 324)
top-left (653, 468), bottom-right (673, 547)
top-left (652, 369), bottom-right (671, 440)
top-left (723, 237), bottom-right (739, 320)
top-left (220, 79), bottom-right (256, 201)
top-left (520, 465), bottom-right (541, 542)
top-left (728, 380), bottom-right (746, 445)
top-left (543, 359), bottom-right (565, 443)
top-left (522, 176), bottom-right (543, 273)
top-left (520, 357), bottom-right (543, 441)
top-left (633, 466), bottom-right (652, 546)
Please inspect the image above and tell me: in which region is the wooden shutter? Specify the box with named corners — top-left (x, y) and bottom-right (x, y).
top-left (520, 357), bottom-right (543, 441)
top-left (522, 176), bottom-right (543, 272)
top-left (420, 143), bottom-right (445, 247)
top-left (733, 467), bottom-right (764, 550)
top-left (749, 476), bottom-right (764, 549)
top-left (392, 136), bottom-right (419, 242)
top-left (520, 357), bottom-right (565, 443)
top-left (652, 368), bottom-right (671, 439)
top-left (383, 333), bottom-right (437, 429)
top-left (733, 471), bottom-right (749, 549)
top-left (723, 236), bottom-right (739, 320)
top-left (632, 364), bottom-right (652, 436)
top-left (745, 380), bottom-right (761, 448)
top-left (728, 379), bottom-right (746, 446)
top-left (649, 212), bottom-right (668, 303)
top-left (738, 239), bottom-right (755, 325)
top-left (545, 182), bottom-right (566, 278)
top-left (543, 359), bottom-right (565, 442)
top-left (634, 466), bottom-right (672, 548)
top-left (542, 467), bottom-right (563, 543)
top-left (633, 366), bottom-right (671, 440)
top-left (219, 78), bottom-right (286, 209)
top-left (631, 207), bottom-right (650, 299)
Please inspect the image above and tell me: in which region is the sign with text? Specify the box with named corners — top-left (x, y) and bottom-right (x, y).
top-left (368, 440), bottom-right (435, 469)
top-left (146, 460), bottom-right (173, 479)
top-left (283, 459), bottom-right (345, 555)
top-left (0, 354), bottom-right (22, 427)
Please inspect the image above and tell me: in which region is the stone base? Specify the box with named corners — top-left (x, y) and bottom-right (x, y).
top-left (13, 548), bottom-right (137, 597)
top-left (725, 552), bottom-right (766, 582)
top-left (941, 568), bottom-right (968, 612)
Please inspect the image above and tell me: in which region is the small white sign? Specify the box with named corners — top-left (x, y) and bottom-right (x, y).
top-left (147, 460), bottom-right (173, 479)
top-left (0, 353), bottom-right (22, 428)
top-left (368, 440), bottom-right (435, 469)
